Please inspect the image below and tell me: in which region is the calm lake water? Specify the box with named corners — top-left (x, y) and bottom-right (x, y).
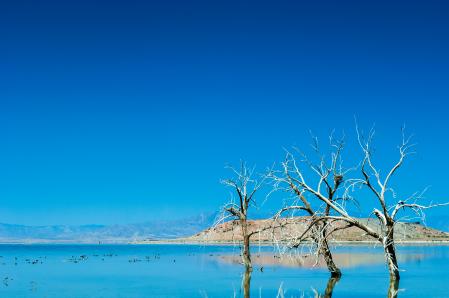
top-left (0, 244), bottom-right (448, 297)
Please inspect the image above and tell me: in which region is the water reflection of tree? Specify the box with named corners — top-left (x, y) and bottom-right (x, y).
top-left (319, 276), bottom-right (398, 298)
top-left (236, 262), bottom-right (400, 298)
top-left (310, 276), bottom-right (340, 298)
top-left (240, 272), bottom-right (341, 298)
top-left (321, 276), bottom-right (340, 298)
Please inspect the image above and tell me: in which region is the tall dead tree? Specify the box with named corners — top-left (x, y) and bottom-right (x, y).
top-left (219, 162), bottom-right (264, 270)
top-left (267, 134), bottom-right (347, 277)
top-left (277, 126), bottom-right (448, 281)
top-left (349, 125), bottom-right (449, 280)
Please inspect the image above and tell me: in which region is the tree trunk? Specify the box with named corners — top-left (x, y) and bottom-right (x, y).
top-left (242, 266), bottom-right (252, 298)
top-left (313, 223), bottom-right (341, 277)
top-left (321, 239), bottom-right (342, 278)
top-left (241, 219), bottom-right (252, 270)
top-left (383, 226), bottom-right (400, 281)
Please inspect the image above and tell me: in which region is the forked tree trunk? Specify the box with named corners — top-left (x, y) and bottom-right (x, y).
top-left (241, 219), bottom-right (252, 270)
top-left (383, 226), bottom-right (400, 281)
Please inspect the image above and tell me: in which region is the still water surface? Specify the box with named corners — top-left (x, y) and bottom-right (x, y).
top-left (0, 244), bottom-right (448, 297)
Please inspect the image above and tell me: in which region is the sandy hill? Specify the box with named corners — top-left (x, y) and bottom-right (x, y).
top-left (183, 217), bottom-right (449, 243)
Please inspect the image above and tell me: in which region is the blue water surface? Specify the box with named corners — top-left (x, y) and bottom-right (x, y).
top-left (0, 244), bottom-right (447, 297)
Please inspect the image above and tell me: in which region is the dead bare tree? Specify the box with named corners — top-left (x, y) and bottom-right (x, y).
top-left (267, 133), bottom-right (348, 277)
top-left (274, 126), bottom-right (449, 281)
top-left (218, 161), bottom-right (264, 270)
top-left (347, 124), bottom-right (449, 280)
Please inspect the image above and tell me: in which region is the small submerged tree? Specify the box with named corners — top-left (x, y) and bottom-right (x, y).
top-left (219, 162), bottom-right (264, 270)
top-left (267, 134), bottom-right (348, 277)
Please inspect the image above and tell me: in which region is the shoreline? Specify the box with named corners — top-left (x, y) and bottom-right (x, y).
top-left (132, 239), bottom-right (449, 246)
top-left (2, 238), bottom-right (449, 246)
top-left (1, 240), bottom-right (449, 246)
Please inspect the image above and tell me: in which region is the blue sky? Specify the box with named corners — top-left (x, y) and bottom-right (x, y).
top-left (1, 0), bottom-right (448, 225)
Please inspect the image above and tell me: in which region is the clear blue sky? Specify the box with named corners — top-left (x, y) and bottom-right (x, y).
top-left (1, 0), bottom-right (448, 225)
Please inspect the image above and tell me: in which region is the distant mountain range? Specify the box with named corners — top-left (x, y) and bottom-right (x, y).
top-left (0, 213), bottom-right (446, 244)
top-left (0, 213), bottom-right (217, 244)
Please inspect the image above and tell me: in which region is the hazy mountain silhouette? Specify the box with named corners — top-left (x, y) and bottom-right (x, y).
top-left (0, 212), bottom-right (217, 243)
top-left (0, 212), bottom-right (446, 244)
